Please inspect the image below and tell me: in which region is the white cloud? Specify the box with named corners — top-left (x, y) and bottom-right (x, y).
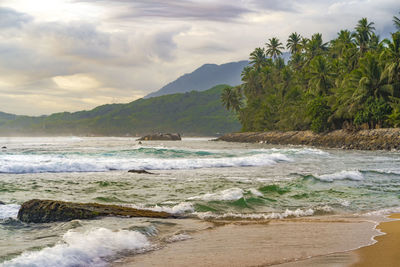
top-left (0, 0), bottom-right (398, 115)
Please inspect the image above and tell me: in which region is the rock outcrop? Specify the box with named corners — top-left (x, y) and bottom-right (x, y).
top-left (138, 133), bottom-right (181, 141)
top-left (128, 169), bottom-right (154, 174)
top-left (217, 128), bottom-right (400, 150)
top-left (17, 199), bottom-right (172, 223)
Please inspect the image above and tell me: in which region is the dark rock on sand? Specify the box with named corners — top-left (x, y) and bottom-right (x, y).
top-left (217, 128), bottom-right (400, 150)
top-left (17, 199), bottom-right (172, 223)
top-left (138, 133), bottom-right (181, 141)
top-left (128, 169), bottom-right (154, 174)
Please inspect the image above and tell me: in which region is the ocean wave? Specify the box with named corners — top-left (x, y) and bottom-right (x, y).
top-left (0, 204), bottom-right (20, 220)
top-left (195, 206), bottom-right (333, 220)
top-left (268, 148), bottom-right (330, 156)
top-left (0, 153), bottom-right (291, 174)
top-left (366, 169), bottom-right (400, 175)
top-left (363, 207), bottom-right (400, 216)
top-left (2, 227), bottom-right (150, 267)
top-left (188, 188), bottom-right (244, 201)
top-left (129, 202), bottom-right (194, 215)
top-left (249, 188), bottom-right (263, 197)
top-left (315, 170), bottom-right (364, 182)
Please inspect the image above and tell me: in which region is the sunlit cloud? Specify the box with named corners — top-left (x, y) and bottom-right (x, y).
top-left (0, 0), bottom-right (398, 115)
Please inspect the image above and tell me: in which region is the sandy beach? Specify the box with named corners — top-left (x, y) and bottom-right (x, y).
top-left (351, 214), bottom-right (400, 267)
top-left (113, 216), bottom-right (380, 267)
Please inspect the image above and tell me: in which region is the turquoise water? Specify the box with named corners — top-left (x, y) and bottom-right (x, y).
top-left (0, 137), bottom-right (400, 266)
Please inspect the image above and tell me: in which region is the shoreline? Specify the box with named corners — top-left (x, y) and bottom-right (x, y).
top-left (113, 216), bottom-right (381, 267)
top-left (351, 213), bottom-right (400, 267)
top-left (217, 128), bottom-right (400, 150)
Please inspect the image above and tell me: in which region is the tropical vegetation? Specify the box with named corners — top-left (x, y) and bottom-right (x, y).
top-left (0, 85), bottom-right (240, 136)
top-left (222, 14), bottom-right (400, 133)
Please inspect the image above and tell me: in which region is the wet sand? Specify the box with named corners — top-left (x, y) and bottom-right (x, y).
top-left (351, 213), bottom-right (400, 267)
top-left (113, 217), bottom-right (379, 267)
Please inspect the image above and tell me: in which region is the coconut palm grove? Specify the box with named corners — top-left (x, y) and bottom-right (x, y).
top-left (221, 14), bottom-right (400, 133)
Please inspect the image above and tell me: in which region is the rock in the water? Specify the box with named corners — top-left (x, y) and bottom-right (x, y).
top-left (128, 169), bottom-right (154, 174)
top-left (17, 199), bottom-right (172, 223)
top-left (0, 201), bottom-right (5, 205)
top-left (138, 133), bottom-right (181, 141)
top-left (1, 146), bottom-right (6, 149)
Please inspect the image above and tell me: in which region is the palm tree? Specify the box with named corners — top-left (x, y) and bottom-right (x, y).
top-left (265, 37), bottom-right (284, 60)
top-left (305, 33), bottom-right (328, 62)
top-left (368, 33), bottom-right (382, 51)
top-left (221, 87), bottom-right (242, 112)
top-left (287, 32), bottom-right (302, 54)
top-left (353, 53), bottom-right (391, 103)
top-left (382, 32), bottom-right (400, 96)
top-left (241, 67), bottom-right (263, 97)
top-left (300, 37), bottom-right (309, 52)
top-left (331, 30), bottom-right (353, 58)
top-left (394, 13), bottom-right (400, 31)
top-left (353, 18), bottom-right (375, 54)
top-left (308, 56), bottom-right (335, 95)
top-left (249, 47), bottom-right (266, 70)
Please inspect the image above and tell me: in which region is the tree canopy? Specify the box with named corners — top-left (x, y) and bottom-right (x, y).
top-left (223, 15), bottom-right (400, 133)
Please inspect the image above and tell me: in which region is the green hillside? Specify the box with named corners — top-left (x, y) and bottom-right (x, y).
top-left (0, 85), bottom-right (240, 136)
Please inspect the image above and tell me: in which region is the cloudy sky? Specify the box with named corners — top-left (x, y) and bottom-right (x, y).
top-left (0, 0), bottom-right (398, 115)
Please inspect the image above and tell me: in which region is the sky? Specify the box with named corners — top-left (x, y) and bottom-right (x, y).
top-left (0, 0), bottom-right (398, 115)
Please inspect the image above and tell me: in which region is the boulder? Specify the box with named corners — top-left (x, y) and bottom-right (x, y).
top-left (138, 133), bottom-right (181, 141)
top-left (0, 201), bottom-right (5, 205)
top-left (17, 199), bottom-right (172, 223)
top-left (128, 169), bottom-right (154, 174)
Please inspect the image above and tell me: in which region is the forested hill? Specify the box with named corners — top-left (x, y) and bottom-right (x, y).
top-left (145, 61), bottom-right (249, 98)
top-left (221, 14), bottom-right (400, 133)
top-left (0, 85), bottom-right (240, 136)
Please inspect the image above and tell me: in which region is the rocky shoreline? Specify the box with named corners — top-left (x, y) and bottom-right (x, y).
top-left (217, 128), bottom-right (400, 150)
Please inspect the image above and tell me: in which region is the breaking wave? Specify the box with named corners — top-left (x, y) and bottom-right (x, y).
top-left (315, 170), bottom-right (364, 182)
top-left (0, 204), bottom-right (20, 220)
top-left (188, 188), bottom-right (244, 201)
top-left (2, 228), bottom-right (150, 267)
top-left (195, 206), bottom-right (333, 220)
top-left (0, 152), bottom-right (290, 174)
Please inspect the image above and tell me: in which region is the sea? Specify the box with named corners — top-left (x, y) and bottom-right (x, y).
top-left (0, 137), bottom-right (400, 266)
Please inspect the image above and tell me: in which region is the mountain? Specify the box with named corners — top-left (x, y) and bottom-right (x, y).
top-left (0, 85), bottom-right (240, 136)
top-left (145, 60), bottom-right (249, 98)
top-left (0, 111), bottom-right (16, 120)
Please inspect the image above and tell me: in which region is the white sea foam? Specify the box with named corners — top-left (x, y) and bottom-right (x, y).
top-left (249, 188), bottom-right (263, 197)
top-left (371, 169), bottom-right (400, 175)
top-left (268, 148), bottom-right (330, 156)
top-left (2, 227), bottom-right (150, 267)
top-left (363, 207), bottom-right (400, 216)
top-left (131, 202), bottom-right (194, 214)
top-left (316, 170), bottom-right (364, 182)
top-left (0, 152), bottom-right (291, 174)
top-left (165, 233), bottom-right (192, 243)
top-left (188, 188), bottom-right (244, 201)
top-left (0, 204), bottom-right (20, 220)
top-left (195, 208), bottom-right (316, 220)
